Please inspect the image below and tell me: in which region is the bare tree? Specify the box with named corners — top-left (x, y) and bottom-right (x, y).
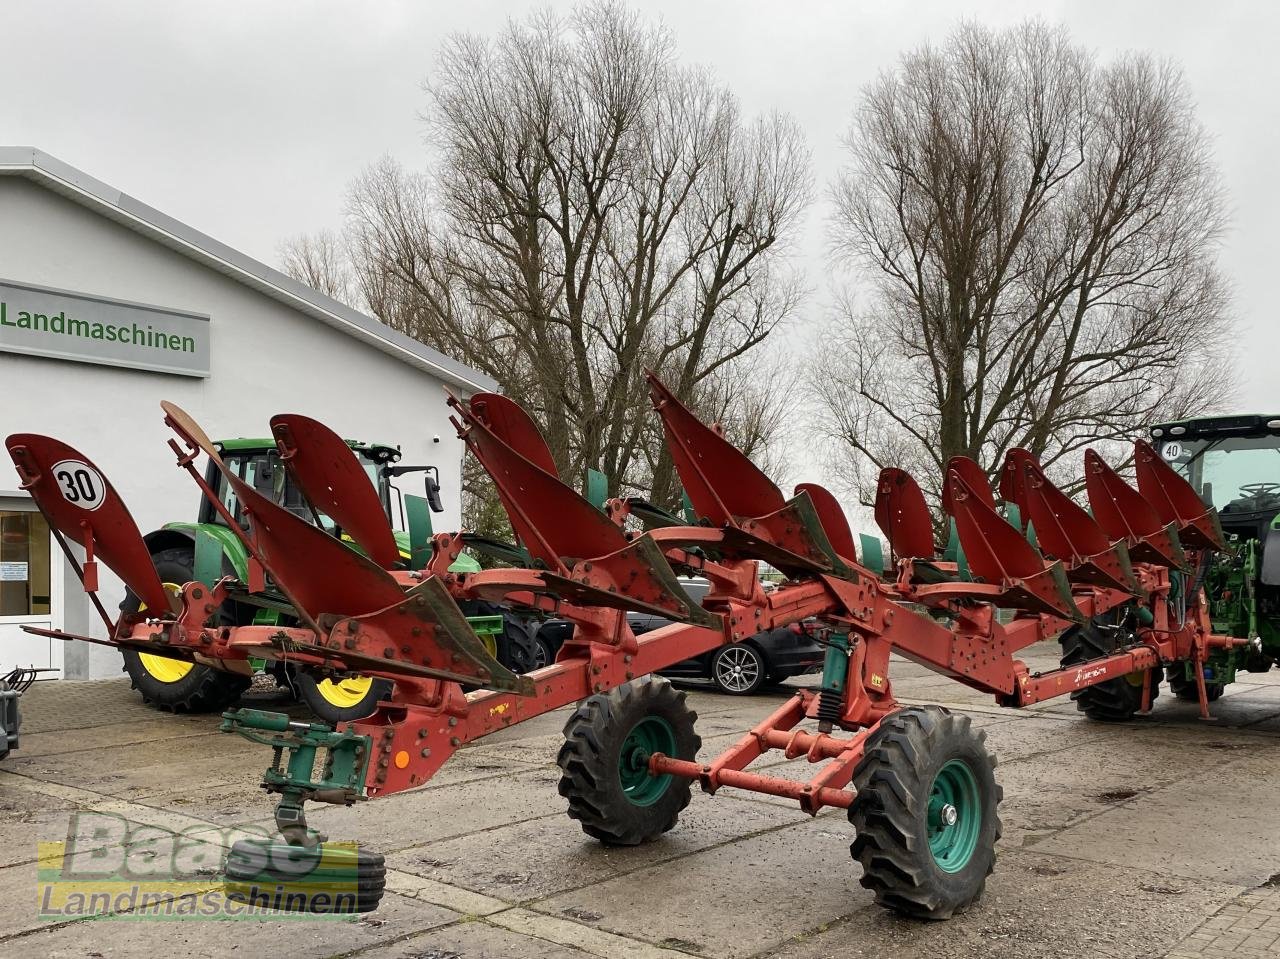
top-left (279, 229), bottom-right (360, 307)
top-left (339, 1), bottom-right (809, 510)
top-left (816, 21), bottom-right (1234, 517)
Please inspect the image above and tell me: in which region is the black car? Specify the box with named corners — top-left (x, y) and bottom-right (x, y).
top-left (531, 579), bottom-right (825, 694)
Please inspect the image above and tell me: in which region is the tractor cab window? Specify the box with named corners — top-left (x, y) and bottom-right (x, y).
top-left (210, 452), bottom-right (316, 528)
top-left (1162, 436), bottom-right (1280, 513)
top-left (204, 448), bottom-right (393, 532)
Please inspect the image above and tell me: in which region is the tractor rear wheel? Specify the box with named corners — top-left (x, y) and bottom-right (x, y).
top-left (849, 706), bottom-right (1001, 920)
top-left (1059, 615), bottom-right (1159, 722)
top-left (1166, 665), bottom-right (1225, 703)
top-left (459, 601), bottom-right (539, 674)
top-left (120, 548), bottom-right (250, 713)
top-left (557, 677), bottom-right (700, 846)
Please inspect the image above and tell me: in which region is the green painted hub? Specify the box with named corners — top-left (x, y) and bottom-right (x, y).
top-left (927, 759), bottom-right (981, 873)
top-left (618, 716), bottom-right (676, 807)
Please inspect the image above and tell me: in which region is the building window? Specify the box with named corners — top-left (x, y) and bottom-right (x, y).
top-left (0, 509), bottom-right (51, 617)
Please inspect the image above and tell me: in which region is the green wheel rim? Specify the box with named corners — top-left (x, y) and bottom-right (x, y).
top-left (618, 716), bottom-right (676, 807)
top-left (928, 758), bottom-right (981, 873)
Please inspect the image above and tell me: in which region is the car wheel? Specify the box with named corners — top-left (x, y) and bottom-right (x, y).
top-left (710, 643), bottom-right (766, 695)
top-left (533, 636), bottom-right (556, 670)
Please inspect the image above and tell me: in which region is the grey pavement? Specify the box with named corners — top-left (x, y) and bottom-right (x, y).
top-left (0, 641), bottom-right (1276, 958)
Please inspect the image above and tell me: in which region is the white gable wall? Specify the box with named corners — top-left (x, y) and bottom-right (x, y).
top-left (0, 176), bottom-right (469, 678)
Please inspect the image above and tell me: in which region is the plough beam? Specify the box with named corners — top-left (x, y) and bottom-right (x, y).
top-left (4, 370), bottom-right (1251, 923)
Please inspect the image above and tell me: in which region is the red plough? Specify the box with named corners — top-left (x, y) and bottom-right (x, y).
top-left (4, 377), bottom-right (1245, 919)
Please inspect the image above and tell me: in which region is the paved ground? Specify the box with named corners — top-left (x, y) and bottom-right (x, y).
top-left (0, 642), bottom-right (1278, 958)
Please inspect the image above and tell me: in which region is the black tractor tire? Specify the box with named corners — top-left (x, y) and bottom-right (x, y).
top-left (850, 706), bottom-right (1002, 921)
top-left (1059, 616), bottom-right (1159, 722)
top-left (1166, 665), bottom-right (1226, 703)
top-left (557, 677), bottom-right (700, 846)
top-left (459, 601), bottom-right (539, 674)
top-left (119, 547), bottom-right (250, 714)
top-left (497, 610), bottom-right (539, 674)
top-left (709, 642), bottom-right (767, 695)
top-left (294, 672), bottom-right (394, 724)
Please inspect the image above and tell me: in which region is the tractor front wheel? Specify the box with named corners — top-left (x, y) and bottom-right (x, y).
top-left (557, 677), bottom-right (700, 846)
top-left (1059, 615), bottom-right (1159, 722)
top-left (295, 672), bottom-right (393, 724)
top-left (850, 706), bottom-right (1001, 920)
top-left (119, 548), bottom-right (250, 714)
top-left (1166, 665), bottom-right (1225, 703)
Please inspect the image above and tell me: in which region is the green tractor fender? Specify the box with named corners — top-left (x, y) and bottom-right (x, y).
top-left (145, 523), bottom-right (250, 586)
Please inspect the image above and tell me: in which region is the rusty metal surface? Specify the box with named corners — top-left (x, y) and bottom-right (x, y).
top-left (11, 371), bottom-right (1260, 841)
top-left (1085, 448), bottom-right (1188, 567)
top-left (454, 394), bottom-right (631, 573)
top-left (998, 447), bottom-right (1037, 521)
top-left (942, 455), bottom-right (995, 513)
top-left (874, 467), bottom-right (935, 560)
top-left (795, 482), bottom-right (858, 563)
top-left (468, 392), bottom-right (561, 477)
top-left (1134, 438), bottom-right (1226, 551)
top-left (646, 371), bottom-right (786, 527)
top-left (945, 469), bottom-right (1079, 620)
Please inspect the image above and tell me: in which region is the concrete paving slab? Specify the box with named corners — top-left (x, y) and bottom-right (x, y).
top-left (14, 717), bottom-right (218, 759)
top-left (1033, 754), bottom-right (1280, 885)
top-left (533, 816), bottom-right (863, 959)
top-left (759, 848), bottom-right (1243, 959)
top-left (993, 721), bottom-right (1262, 847)
top-left (490, 907), bottom-right (700, 959)
top-left (15, 678), bottom-right (159, 732)
top-left (302, 765), bottom-right (567, 854)
top-left (1, 734), bottom-right (268, 801)
top-left (28, 890), bottom-right (458, 959)
top-left (3, 646), bottom-right (1280, 957)
top-left (384, 785), bottom-right (800, 901)
top-left (351, 917), bottom-right (598, 959)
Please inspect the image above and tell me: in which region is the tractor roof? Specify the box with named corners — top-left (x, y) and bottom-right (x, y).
top-left (216, 437), bottom-right (401, 462)
top-left (1148, 414), bottom-right (1280, 440)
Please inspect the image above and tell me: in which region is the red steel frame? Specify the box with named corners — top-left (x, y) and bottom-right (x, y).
top-left (3, 375), bottom-right (1244, 824)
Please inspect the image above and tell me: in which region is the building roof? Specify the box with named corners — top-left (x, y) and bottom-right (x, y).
top-left (0, 147), bottom-right (497, 393)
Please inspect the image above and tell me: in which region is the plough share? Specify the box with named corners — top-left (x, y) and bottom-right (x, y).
top-left (5, 374), bottom-right (1240, 918)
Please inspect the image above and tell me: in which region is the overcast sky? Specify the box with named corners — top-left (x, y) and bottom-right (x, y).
top-left (4, 1), bottom-right (1277, 498)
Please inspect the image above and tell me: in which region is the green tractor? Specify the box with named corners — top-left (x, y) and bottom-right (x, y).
top-left (122, 435), bottom-right (537, 722)
top-left (1149, 414), bottom-right (1280, 698)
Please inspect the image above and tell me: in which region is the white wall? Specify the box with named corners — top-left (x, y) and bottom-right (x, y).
top-left (0, 177), bottom-right (469, 677)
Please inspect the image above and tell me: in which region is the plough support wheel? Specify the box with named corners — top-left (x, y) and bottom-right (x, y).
top-left (849, 706), bottom-right (998, 916)
top-left (850, 706), bottom-right (1001, 921)
top-left (557, 678), bottom-right (700, 846)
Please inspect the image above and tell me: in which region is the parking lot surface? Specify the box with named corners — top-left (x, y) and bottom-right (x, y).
top-left (1, 641), bottom-right (1278, 959)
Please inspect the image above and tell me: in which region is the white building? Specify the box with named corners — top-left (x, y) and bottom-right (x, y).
top-left (0, 147), bottom-right (495, 679)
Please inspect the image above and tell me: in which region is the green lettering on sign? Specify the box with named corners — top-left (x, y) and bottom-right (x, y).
top-left (0, 280), bottom-right (210, 377)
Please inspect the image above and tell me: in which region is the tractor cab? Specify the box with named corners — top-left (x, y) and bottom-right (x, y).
top-left (1150, 415), bottom-right (1280, 539)
top-left (1150, 414), bottom-right (1280, 678)
top-left (201, 437), bottom-right (404, 532)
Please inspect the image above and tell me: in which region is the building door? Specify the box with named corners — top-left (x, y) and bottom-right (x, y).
top-left (0, 496), bottom-right (63, 675)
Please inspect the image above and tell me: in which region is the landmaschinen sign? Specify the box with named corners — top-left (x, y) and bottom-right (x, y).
top-left (0, 278), bottom-right (210, 377)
